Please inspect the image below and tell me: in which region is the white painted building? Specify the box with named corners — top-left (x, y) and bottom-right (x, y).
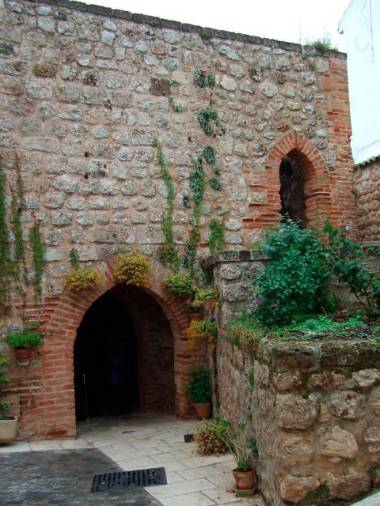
top-left (339, 0), bottom-right (380, 164)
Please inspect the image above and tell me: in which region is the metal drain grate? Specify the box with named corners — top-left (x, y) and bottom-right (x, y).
top-left (184, 433), bottom-right (194, 443)
top-left (91, 468), bottom-right (167, 492)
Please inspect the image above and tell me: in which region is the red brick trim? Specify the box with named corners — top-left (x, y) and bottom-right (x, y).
top-left (38, 257), bottom-right (201, 439)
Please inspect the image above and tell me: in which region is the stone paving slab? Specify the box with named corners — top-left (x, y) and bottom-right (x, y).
top-left (0, 448), bottom-right (162, 505)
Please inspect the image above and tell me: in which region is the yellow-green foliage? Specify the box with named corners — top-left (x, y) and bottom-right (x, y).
top-left (186, 318), bottom-right (217, 346)
top-left (194, 418), bottom-right (230, 456)
top-left (63, 267), bottom-right (103, 293)
top-left (113, 252), bottom-right (150, 285)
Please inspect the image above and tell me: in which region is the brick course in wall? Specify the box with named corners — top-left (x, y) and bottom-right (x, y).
top-left (0, 0), bottom-right (355, 439)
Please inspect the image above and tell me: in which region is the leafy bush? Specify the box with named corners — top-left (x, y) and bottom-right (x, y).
top-left (187, 318), bottom-right (217, 346)
top-left (6, 329), bottom-right (42, 349)
top-left (113, 252), bottom-right (150, 285)
top-left (194, 418), bottom-right (231, 455)
top-left (253, 220), bottom-right (333, 326)
top-left (0, 355), bottom-right (10, 419)
top-left (253, 220), bottom-right (380, 327)
top-left (64, 267), bottom-right (103, 292)
top-left (164, 272), bottom-right (194, 297)
top-left (184, 366), bottom-right (212, 403)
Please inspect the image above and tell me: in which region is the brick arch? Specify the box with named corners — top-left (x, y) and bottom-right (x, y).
top-left (267, 132), bottom-right (332, 226)
top-left (246, 132), bottom-right (333, 230)
top-left (39, 257), bottom-right (201, 439)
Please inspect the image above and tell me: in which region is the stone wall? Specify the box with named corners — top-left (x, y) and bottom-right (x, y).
top-left (0, 0), bottom-right (355, 440)
top-left (354, 158), bottom-right (380, 241)
top-left (217, 335), bottom-right (380, 505)
top-left (0, 0), bottom-right (354, 305)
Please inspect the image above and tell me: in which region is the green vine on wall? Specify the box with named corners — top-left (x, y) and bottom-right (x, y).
top-left (10, 162), bottom-right (25, 282)
top-left (0, 163), bottom-right (10, 306)
top-left (155, 139), bottom-right (180, 272)
top-left (197, 110), bottom-right (220, 136)
top-left (193, 67), bottom-right (216, 88)
top-left (208, 219), bottom-right (225, 254)
top-left (29, 221), bottom-right (46, 298)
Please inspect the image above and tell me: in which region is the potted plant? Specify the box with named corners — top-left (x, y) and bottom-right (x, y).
top-left (184, 366), bottom-right (212, 419)
top-left (0, 354), bottom-right (17, 444)
top-left (5, 323), bottom-right (43, 365)
top-left (224, 424), bottom-right (258, 493)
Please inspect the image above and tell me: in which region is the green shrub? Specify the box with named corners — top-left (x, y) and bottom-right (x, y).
top-left (253, 220), bottom-right (333, 326)
top-left (164, 272), bottom-right (194, 297)
top-left (184, 366), bottom-right (212, 403)
top-left (253, 220), bottom-right (380, 327)
top-left (193, 418), bottom-right (231, 455)
top-left (113, 252), bottom-right (150, 285)
top-left (191, 288), bottom-right (218, 310)
top-left (6, 329), bottom-right (42, 349)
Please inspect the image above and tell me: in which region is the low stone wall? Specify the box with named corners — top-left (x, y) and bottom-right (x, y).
top-left (217, 335), bottom-right (380, 505)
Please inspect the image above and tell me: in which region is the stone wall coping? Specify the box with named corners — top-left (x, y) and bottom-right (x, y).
top-left (24, 0), bottom-right (346, 58)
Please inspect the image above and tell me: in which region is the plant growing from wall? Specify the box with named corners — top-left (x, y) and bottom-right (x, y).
top-left (63, 248), bottom-right (103, 293)
top-left (187, 318), bottom-right (217, 346)
top-left (113, 252), bottom-right (150, 286)
top-left (193, 67), bottom-right (216, 88)
top-left (155, 140), bottom-right (180, 272)
top-left (164, 271), bottom-right (194, 298)
top-left (197, 110), bottom-right (220, 136)
top-left (0, 164), bottom-right (10, 306)
top-left (29, 221), bottom-right (46, 298)
top-left (10, 162), bottom-right (25, 283)
top-left (191, 287), bottom-right (218, 310)
top-left (202, 145), bottom-right (216, 166)
top-left (208, 219), bottom-right (225, 254)
top-left (208, 177), bottom-right (223, 192)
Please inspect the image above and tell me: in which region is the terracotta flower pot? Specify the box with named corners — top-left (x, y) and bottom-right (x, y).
top-left (0, 417), bottom-right (18, 444)
top-left (233, 468), bottom-right (257, 491)
top-left (193, 402), bottom-right (211, 419)
top-left (14, 348), bottom-right (32, 365)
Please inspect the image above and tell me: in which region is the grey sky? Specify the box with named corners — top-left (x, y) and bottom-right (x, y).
top-left (81, 0), bottom-right (351, 50)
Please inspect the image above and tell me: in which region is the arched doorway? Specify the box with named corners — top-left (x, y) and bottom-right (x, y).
top-left (74, 284), bottom-right (176, 421)
top-left (38, 258), bottom-right (201, 439)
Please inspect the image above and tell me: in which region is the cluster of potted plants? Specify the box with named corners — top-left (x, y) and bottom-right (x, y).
top-left (5, 323), bottom-right (42, 365)
top-left (0, 354), bottom-right (17, 444)
top-left (184, 366), bottom-right (212, 419)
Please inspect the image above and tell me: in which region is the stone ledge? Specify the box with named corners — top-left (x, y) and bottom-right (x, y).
top-left (22, 0), bottom-right (346, 57)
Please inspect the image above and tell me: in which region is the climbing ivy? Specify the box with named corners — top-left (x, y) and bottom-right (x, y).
top-left (208, 219), bottom-right (225, 254)
top-left (0, 164), bottom-right (10, 306)
top-left (209, 177), bottom-right (223, 192)
top-left (29, 221), bottom-right (46, 298)
top-left (155, 139), bottom-right (180, 271)
top-left (202, 145), bottom-right (216, 166)
top-left (197, 110), bottom-right (220, 136)
top-left (69, 248), bottom-right (80, 270)
top-left (10, 164), bottom-right (25, 282)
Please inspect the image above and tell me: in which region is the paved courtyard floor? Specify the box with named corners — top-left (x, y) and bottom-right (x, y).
top-left (0, 413), bottom-right (265, 506)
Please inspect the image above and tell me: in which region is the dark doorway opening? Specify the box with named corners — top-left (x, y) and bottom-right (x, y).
top-left (279, 154), bottom-right (307, 226)
top-left (74, 285), bottom-right (176, 421)
top-left (74, 290), bottom-right (138, 420)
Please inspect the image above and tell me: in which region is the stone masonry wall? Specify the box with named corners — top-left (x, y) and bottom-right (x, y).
top-left (354, 158), bottom-right (380, 241)
top-left (0, 0), bottom-right (354, 308)
top-left (0, 0), bottom-right (355, 439)
top-left (218, 336), bottom-right (380, 505)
